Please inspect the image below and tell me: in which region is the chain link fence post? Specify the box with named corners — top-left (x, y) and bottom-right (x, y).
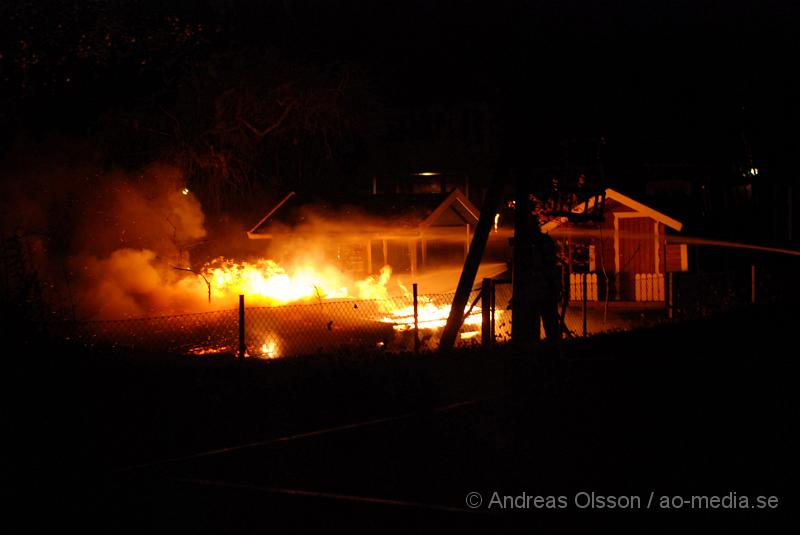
top-left (582, 272), bottom-right (588, 337)
top-left (412, 283), bottom-right (419, 355)
top-left (238, 294), bottom-right (245, 361)
top-left (481, 278), bottom-right (492, 348)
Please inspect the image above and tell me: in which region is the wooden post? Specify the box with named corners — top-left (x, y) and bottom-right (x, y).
top-left (582, 272), bottom-right (588, 337)
top-left (238, 294), bottom-right (245, 361)
top-left (413, 283), bottom-right (419, 355)
top-left (489, 281), bottom-right (497, 344)
top-left (663, 239), bottom-right (669, 318)
top-left (613, 214), bottom-right (620, 301)
top-left (439, 185), bottom-right (503, 353)
top-left (667, 272), bottom-right (673, 319)
top-left (482, 278), bottom-right (492, 348)
top-left (409, 239), bottom-right (417, 278)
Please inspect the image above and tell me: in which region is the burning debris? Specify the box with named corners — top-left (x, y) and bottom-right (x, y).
top-left (381, 298), bottom-right (486, 332)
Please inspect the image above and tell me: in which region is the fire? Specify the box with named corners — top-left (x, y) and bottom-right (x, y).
top-left (260, 340), bottom-right (278, 359)
top-left (185, 256), bottom-right (500, 356)
top-left (355, 265), bottom-right (393, 300)
top-left (201, 257), bottom-right (393, 306)
top-left (202, 256), bottom-right (496, 333)
top-left (382, 298), bottom-right (486, 331)
top-left (186, 343), bottom-right (230, 356)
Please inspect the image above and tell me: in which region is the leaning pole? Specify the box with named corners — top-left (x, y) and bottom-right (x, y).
top-left (438, 184), bottom-right (503, 353)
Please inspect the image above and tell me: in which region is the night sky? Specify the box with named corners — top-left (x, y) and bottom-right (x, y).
top-left (2, 1), bottom-right (799, 194)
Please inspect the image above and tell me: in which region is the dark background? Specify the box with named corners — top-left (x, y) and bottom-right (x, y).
top-left (3, 1), bottom-right (798, 210)
top-left (2, 4), bottom-right (798, 532)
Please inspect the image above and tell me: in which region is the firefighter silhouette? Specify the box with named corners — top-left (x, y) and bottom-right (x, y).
top-left (529, 225), bottom-right (561, 341)
top-left (509, 222), bottom-right (563, 341)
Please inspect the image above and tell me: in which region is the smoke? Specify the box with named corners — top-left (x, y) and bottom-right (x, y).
top-left (0, 152), bottom-right (211, 319)
top-left (75, 248), bottom-right (207, 319)
top-left (68, 165), bottom-right (206, 259)
top-left (1, 156), bottom-right (495, 321)
top-left (66, 165), bottom-right (209, 318)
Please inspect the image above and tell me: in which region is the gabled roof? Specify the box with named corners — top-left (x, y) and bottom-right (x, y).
top-left (542, 187), bottom-right (683, 233)
top-left (419, 188), bottom-right (479, 228)
top-left (247, 188), bottom-right (480, 240)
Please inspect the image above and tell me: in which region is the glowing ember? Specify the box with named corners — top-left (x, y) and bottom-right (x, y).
top-left (186, 344), bottom-right (231, 356)
top-left (260, 340), bottom-right (278, 359)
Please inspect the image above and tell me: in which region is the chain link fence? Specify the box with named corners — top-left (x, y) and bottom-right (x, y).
top-left (669, 262), bottom-right (800, 320)
top-left (71, 261), bottom-right (796, 358)
top-left (489, 280), bottom-right (623, 342)
top-left (74, 309), bottom-right (240, 355)
top-left (670, 270), bottom-right (749, 320)
top-left (69, 283), bottom-right (658, 358)
top-left (245, 290), bottom-right (488, 357)
top-left (74, 290), bottom-right (488, 358)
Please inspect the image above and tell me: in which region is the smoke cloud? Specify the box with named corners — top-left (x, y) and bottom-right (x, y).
top-left (1, 152), bottom-right (496, 321)
top-left (1, 151), bottom-right (211, 319)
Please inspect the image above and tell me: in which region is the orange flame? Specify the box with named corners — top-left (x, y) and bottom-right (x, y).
top-left (382, 298), bottom-right (486, 331)
top-left (260, 340), bottom-right (279, 359)
top-left (187, 256), bottom-right (500, 356)
top-left (201, 257), bottom-right (394, 306)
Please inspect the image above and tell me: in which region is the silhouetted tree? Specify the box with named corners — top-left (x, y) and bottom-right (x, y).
top-left (149, 49), bottom-right (381, 213)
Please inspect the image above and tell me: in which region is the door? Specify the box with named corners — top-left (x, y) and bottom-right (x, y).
top-left (617, 217), bottom-right (656, 300)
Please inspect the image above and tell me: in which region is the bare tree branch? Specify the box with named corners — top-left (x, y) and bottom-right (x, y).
top-left (240, 100), bottom-right (296, 139)
top-left (172, 265), bottom-right (211, 303)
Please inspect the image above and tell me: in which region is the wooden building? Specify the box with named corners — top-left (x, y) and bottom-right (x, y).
top-left (543, 188), bottom-right (688, 302)
top-left (247, 189), bottom-right (480, 277)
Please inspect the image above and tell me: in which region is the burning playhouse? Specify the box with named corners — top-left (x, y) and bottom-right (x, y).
top-left (246, 189), bottom-right (482, 279)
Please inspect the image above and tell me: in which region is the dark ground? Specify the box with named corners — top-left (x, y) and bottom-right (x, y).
top-left (3, 304), bottom-right (797, 533)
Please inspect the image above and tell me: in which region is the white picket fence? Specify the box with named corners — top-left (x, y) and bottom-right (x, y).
top-left (570, 272), bottom-right (666, 302)
top-left (569, 273), bottom-right (598, 301)
top-left (635, 273), bottom-right (665, 301)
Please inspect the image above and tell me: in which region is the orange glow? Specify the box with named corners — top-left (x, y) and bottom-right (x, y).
top-left (201, 257), bottom-right (395, 306)
top-left (260, 340), bottom-right (278, 359)
top-left (186, 344), bottom-right (230, 356)
top-left (381, 297), bottom-right (489, 331)
top-left (355, 265), bottom-right (393, 300)
top-left (184, 257), bottom-right (500, 356)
